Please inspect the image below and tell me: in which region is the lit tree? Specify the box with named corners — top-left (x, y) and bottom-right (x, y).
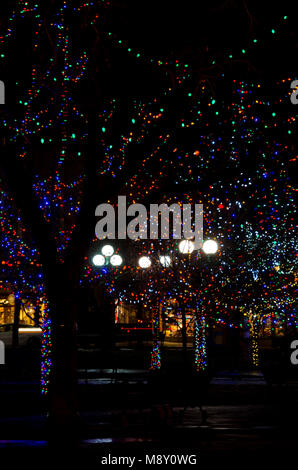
top-left (0, 2), bottom-right (296, 430)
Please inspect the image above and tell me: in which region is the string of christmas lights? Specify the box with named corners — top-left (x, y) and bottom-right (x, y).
top-left (0, 184), bottom-right (51, 393)
top-left (150, 304), bottom-right (161, 370)
top-left (194, 312), bottom-right (207, 372)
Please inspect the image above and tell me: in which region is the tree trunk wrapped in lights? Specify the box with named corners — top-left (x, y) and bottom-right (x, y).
top-left (248, 312), bottom-right (260, 368)
top-left (194, 310), bottom-right (208, 372)
top-left (150, 303), bottom-right (161, 370)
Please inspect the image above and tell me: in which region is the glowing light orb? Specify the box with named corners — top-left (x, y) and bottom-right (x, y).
top-left (101, 245), bottom-right (114, 257)
top-left (159, 255), bottom-right (171, 267)
top-left (202, 240), bottom-right (218, 254)
top-left (179, 240), bottom-right (195, 254)
top-left (138, 256), bottom-right (151, 268)
top-left (92, 254), bottom-right (105, 266)
top-left (110, 254), bottom-right (123, 266)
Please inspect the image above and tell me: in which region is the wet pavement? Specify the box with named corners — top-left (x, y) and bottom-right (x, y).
top-left (1, 349), bottom-right (298, 466)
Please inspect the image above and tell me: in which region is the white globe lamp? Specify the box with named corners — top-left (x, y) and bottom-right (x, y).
top-left (178, 240), bottom-right (195, 254)
top-left (202, 240), bottom-right (218, 254)
top-left (101, 244), bottom-right (114, 257)
top-left (92, 254), bottom-right (105, 266)
top-left (138, 256), bottom-right (151, 269)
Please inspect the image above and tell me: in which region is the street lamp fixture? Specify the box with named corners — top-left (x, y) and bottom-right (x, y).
top-left (159, 255), bottom-right (171, 267)
top-left (101, 244), bottom-right (114, 257)
top-left (92, 254), bottom-right (105, 266)
top-left (93, 245), bottom-right (123, 268)
top-left (110, 254), bottom-right (123, 267)
top-left (202, 239), bottom-right (218, 254)
top-left (178, 240), bottom-right (195, 254)
top-left (138, 256), bottom-right (151, 269)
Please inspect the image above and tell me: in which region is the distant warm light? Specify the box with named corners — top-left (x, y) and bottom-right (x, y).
top-left (274, 265), bottom-right (280, 272)
top-left (179, 240), bottom-right (194, 254)
top-left (101, 245), bottom-right (114, 257)
top-left (92, 254), bottom-right (105, 266)
top-left (110, 254), bottom-right (123, 266)
top-left (202, 240), bottom-right (218, 254)
top-left (19, 328), bottom-right (42, 333)
top-left (159, 255), bottom-right (171, 267)
top-left (138, 256), bottom-right (151, 268)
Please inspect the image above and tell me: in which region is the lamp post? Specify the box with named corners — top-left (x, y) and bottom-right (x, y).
top-left (178, 239), bottom-right (219, 367)
top-left (138, 253), bottom-right (166, 370)
top-left (92, 245), bottom-right (123, 350)
top-left (178, 240), bottom-right (195, 363)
